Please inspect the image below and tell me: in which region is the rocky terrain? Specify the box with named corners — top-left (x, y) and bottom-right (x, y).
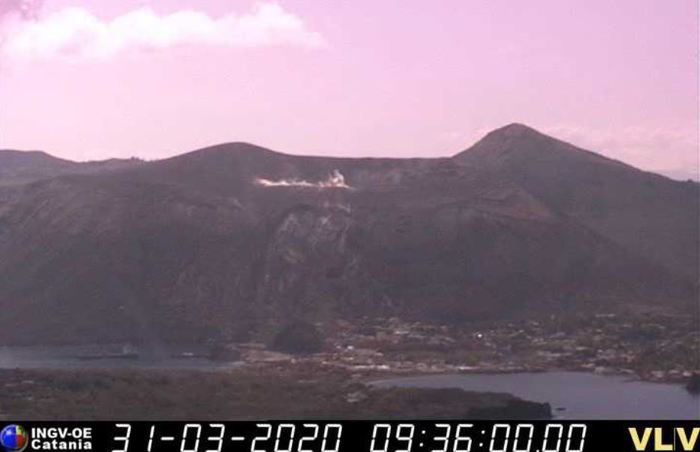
top-left (0, 150), bottom-right (141, 186)
top-left (0, 123), bottom-right (696, 345)
top-left (0, 366), bottom-right (551, 420)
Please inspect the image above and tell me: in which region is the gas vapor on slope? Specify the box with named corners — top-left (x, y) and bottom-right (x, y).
top-left (0, 125), bottom-right (696, 345)
top-left (256, 170), bottom-right (351, 189)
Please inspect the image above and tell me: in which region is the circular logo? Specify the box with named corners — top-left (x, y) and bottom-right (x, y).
top-left (0, 425), bottom-right (28, 452)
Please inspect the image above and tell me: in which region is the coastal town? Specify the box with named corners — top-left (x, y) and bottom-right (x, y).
top-left (0, 311), bottom-right (695, 420)
top-left (238, 312), bottom-right (699, 387)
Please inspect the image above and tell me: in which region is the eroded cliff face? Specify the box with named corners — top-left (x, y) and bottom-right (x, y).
top-left (256, 202), bottom-right (360, 320)
top-left (0, 127), bottom-right (696, 345)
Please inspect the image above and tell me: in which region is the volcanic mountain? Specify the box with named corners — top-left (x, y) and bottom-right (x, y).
top-left (0, 149), bottom-right (141, 186)
top-left (0, 124), bottom-right (696, 344)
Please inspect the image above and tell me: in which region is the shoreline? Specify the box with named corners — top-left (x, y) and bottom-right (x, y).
top-left (0, 350), bottom-right (694, 386)
top-left (0, 365), bottom-right (552, 420)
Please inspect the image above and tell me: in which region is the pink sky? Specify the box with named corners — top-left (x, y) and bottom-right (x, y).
top-left (0, 0), bottom-right (697, 178)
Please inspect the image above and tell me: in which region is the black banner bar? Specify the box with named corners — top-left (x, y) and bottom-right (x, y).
top-left (0, 421), bottom-right (698, 452)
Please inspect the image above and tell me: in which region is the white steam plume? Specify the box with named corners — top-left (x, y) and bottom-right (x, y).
top-left (256, 170), bottom-right (351, 189)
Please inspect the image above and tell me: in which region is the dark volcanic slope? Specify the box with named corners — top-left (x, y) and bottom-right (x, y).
top-left (0, 126), bottom-right (696, 344)
top-left (454, 124), bottom-right (699, 279)
top-left (0, 149), bottom-right (142, 186)
top-left (0, 150), bottom-right (75, 185)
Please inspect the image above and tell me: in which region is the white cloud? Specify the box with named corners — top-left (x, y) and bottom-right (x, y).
top-left (1, 2), bottom-right (325, 60)
top-left (454, 123), bottom-right (697, 178)
top-left (0, 0), bottom-right (43, 20)
top-left (543, 124), bottom-right (698, 175)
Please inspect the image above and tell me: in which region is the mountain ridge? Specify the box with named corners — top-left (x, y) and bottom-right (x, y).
top-left (3, 124), bottom-right (696, 183)
top-left (0, 124), bottom-right (696, 345)
top-left (0, 149), bottom-right (144, 186)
